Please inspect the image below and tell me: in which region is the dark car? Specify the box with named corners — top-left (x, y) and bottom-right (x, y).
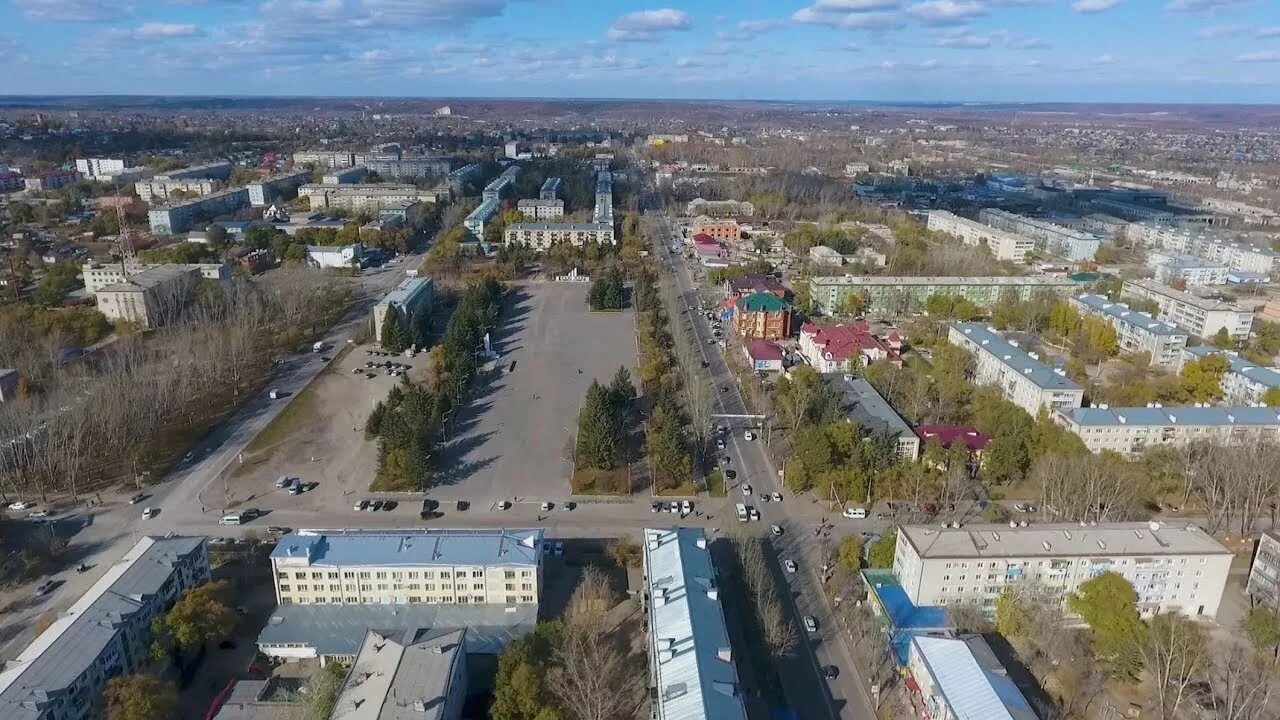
top-left (825, 666), bottom-right (840, 679)
top-left (456, 500), bottom-right (469, 511)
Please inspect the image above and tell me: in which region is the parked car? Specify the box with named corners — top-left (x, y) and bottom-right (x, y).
top-left (651, 502), bottom-right (662, 513)
top-left (27, 510), bottom-right (50, 519)
top-left (355, 499), bottom-right (370, 511)
top-left (843, 507), bottom-right (867, 519)
top-left (129, 493), bottom-right (146, 504)
top-left (141, 507), bottom-right (157, 519)
top-left (741, 483), bottom-right (752, 497)
top-left (804, 616), bottom-right (818, 633)
top-left (784, 559), bottom-right (797, 573)
top-left (771, 492), bottom-right (782, 503)
top-left (540, 501), bottom-right (553, 511)
top-left (771, 524), bottom-right (783, 536)
top-left (369, 500), bottom-right (383, 511)
top-left (7, 500), bottom-right (34, 511)
top-left (681, 500), bottom-right (693, 514)
top-left (554, 542), bottom-right (565, 557)
top-left (35, 580), bottom-right (55, 598)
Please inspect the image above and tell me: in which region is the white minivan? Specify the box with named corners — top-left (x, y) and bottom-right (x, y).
top-left (219, 513), bottom-right (244, 526)
top-left (843, 506), bottom-right (867, 519)
top-left (736, 503), bottom-right (748, 522)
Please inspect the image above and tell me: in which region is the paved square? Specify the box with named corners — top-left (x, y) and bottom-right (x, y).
top-left (429, 281), bottom-right (638, 504)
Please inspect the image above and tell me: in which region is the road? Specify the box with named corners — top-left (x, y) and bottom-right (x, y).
top-left (648, 199), bottom-right (876, 720)
top-left (0, 255), bottom-right (422, 662)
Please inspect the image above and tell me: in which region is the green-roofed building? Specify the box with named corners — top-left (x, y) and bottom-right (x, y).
top-left (733, 291), bottom-right (793, 340)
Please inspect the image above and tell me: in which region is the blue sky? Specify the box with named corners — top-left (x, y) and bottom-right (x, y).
top-left (3, 0), bottom-right (1280, 103)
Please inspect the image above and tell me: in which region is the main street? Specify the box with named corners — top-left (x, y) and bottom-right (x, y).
top-left (648, 196), bottom-right (876, 720)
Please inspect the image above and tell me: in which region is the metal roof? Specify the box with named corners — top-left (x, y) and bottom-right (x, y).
top-left (271, 529), bottom-right (543, 569)
top-left (1059, 404), bottom-right (1280, 428)
top-left (376, 277), bottom-right (432, 310)
top-left (1071, 293), bottom-right (1185, 338)
top-left (824, 374), bottom-right (915, 442)
top-left (951, 323), bottom-right (1082, 392)
top-left (1123, 278), bottom-right (1248, 313)
top-left (256, 604), bottom-right (535, 657)
top-left (1183, 346), bottom-right (1280, 391)
top-left (643, 528), bottom-right (746, 720)
top-left (911, 635), bottom-right (1038, 720)
top-left (330, 628), bottom-right (466, 720)
top-left (899, 522), bottom-right (1230, 560)
top-left (0, 536), bottom-right (207, 720)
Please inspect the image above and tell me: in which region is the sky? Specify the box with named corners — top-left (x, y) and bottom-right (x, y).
top-left (3, 0), bottom-right (1280, 103)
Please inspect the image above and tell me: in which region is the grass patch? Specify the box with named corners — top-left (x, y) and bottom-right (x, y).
top-left (571, 467), bottom-right (630, 495)
top-left (240, 358), bottom-right (340, 457)
top-left (706, 468), bottom-right (726, 497)
top-left (655, 481), bottom-right (698, 497)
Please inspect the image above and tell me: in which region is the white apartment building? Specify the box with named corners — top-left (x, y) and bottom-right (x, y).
top-left (147, 187), bottom-right (250, 235)
top-left (516, 198), bottom-right (564, 220)
top-left (893, 522), bottom-right (1232, 618)
top-left (0, 536), bottom-right (209, 720)
top-left (269, 529), bottom-right (544, 607)
top-left (1180, 346), bottom-right (1280, 406)
top-left (1128, 223), bottom-right (1277, 275)
top-left (1121, 278), bottom-right (1253, 341)
top-left (503, 222), bottom-right (616, 250)
top-left (75, 157), bottom-right (125, 179)
top-left (95, 265), bottom-right (201, 329)
top-left (1054, 405), bottom-right (1280, 456)
top-left (306, 244), bottom-right (363, 269)
top-left (809, 245), bottom-right (844, 267)
top-left (1069, 293), bottom-right (1188, 368)
top-left (154, 161), bottom-right (233, 182)
top-left (948, 323), bottom-right (1084, 415)
top-left (248, 170), bottom-right (311, 207)
top-left (1148, 253), bottom-right (1231, 287)
top-left (322, 166), bottom-right (369, 185)
top-left (482, 166), bottom-right (521, 202)
top-left (1247, 530), bottom-right (1280, 610)
top-left (686, 198), bottom-right (755, 217)
top-left (927, 210), bottom-right (1034, 262)
top-left (298, 184), bottom-right (447, 214)
top-left (136, 178), bottom-right (222, 203)
top-left (464, 197), bottom-right (501, 239)
top-left (977, 209), bottom-right (1101, 262)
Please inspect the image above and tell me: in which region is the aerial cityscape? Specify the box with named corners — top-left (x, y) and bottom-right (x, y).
top-left (5, 2), bottom-right (1280, 720)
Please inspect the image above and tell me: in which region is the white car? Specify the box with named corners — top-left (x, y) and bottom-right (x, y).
top-left (804, 616), bottom-right (818, 633)
top-left (771, 524), bottom-right (783, 536)
top-left (681, 500), bottom-right (693, 514)
top-left (540, 501), bottom-right (552, 511)
top-left (498, 500), bottom-right (511, 510)
top-left (744, 431), bottom-right (755, 441)
top-left (8, 501), bottom-right (34, 511)
top-left (843, 507), bottom-right (867, 519)
top-left (784, 559), bottom-right (797, 573)
top-left (27, 510), bottom-right (50, 519)
top-left (748, 507), bottom-right (760, 522)
top-left (141, 507), bottom-right (157, 519)
top-left (771, 492), bottom-right (783, 503)
top-left (741, 483), bottom-right (752, 497)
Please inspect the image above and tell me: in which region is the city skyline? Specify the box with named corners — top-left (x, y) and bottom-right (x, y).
top-left (2, 0), bottom-right (1280, 103)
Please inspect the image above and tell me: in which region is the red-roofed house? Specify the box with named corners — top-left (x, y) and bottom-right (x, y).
top-left (799, 322), bottom-right (901, 373)
top-left (914, 425), bottom-right (992, 468)
top-left (743, 340), bottom-right (785, 371)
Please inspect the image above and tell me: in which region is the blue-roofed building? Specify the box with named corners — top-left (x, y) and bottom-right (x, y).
top-left (1055, 404), bottom-right (1280, 456)
top-left (1069, 293), bottom-right (1188, 368)
top-left (464, 197), bottom-right (501, 239)
top-left (1181, 346), bottom-right (1280, 406)
top-left (270, 529), bottom-right (543, 608)
top-left (948, 323), bottom-right (1084, 415)
top-left (642, 528), bottom-right (746, 720)
top-left (906, 635), bottom-right (1038, 720)
top-left (373, 277), bottom-right (434, 345)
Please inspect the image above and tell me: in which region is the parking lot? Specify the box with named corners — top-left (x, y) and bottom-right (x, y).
top-left (427, 281), bottom-right (638, 505)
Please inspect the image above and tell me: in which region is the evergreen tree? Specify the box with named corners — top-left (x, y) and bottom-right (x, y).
top-left (608, 366), bottom-right (637, 424)
top-left (380, 304), bottom-right (409, 352)
top-left (577, 381), bottom-right (621, 469)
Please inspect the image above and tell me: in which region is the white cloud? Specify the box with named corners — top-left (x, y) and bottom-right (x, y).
top-left (737, 19), bottom-right (784, 34)
top-left (1072, 0), bottom-right (1122, 12)
top-left (905, 0), bottom-right (986, 25)
top-left (434, 41), bottom-right (490, 54)
top-left (607, 8), bottom-right (693, 41)
top-left (14, 0), bottom-right (131, 21)
top-left (1008, 35), bottom-right (1050, 49)
top-left (1236, 50), bottom-right (1280, 62)
top-left (674, 57), bottom-right (700, 68)
top-left (1165, 0), bottom-right (1254, 12)
top-left (1197, 24), bottom-right (1242, 38)
top-left (1092, 52), bottom-right (1115, 63)
top-left (938, 28), bottom-right (991, 48)
top-left (792, 0), bottom-right (903, 30)
top-left (133, 22), bottom-right (202, 39)
top-left (1256, 26), bottom-right (1280, 37)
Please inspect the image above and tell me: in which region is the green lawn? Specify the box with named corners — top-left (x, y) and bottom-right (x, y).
top-left (242, 344), bottom-right (351, 456)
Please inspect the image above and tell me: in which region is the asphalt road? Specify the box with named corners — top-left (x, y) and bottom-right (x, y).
top-left (647, 200), bottom-right (876, 720)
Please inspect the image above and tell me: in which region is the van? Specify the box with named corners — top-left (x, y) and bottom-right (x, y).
top-left (219, 513), bottom-right (244, 526)
top-left (275, 476), bottom-right (290, 488)
top-left (288, 478), bottom-right (302, 495)
top-left (843, 506), bottom-right (867, 519)
top-left (736, 503), bottom-right (748, 522)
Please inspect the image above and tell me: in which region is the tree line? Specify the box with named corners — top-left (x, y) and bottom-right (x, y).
top-left (572, 370), bottom-right (637, 492)
top-left (586, 267), bottom-right (625, 311)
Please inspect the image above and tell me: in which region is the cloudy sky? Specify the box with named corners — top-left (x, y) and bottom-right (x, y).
top-left (2, 0), bottom-right (1280, 102)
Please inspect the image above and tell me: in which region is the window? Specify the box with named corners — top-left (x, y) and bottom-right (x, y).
top-left (507, 595), bottom-right (517, 604)
top-left (344, 572), bottom-right (355, 579)
top-left (296, 584), bottom-right (308, 592)
top-left (409, 596), bottom-right (421, 603)
top-left (294, 572), bottom-right (306, 579)
top-left (311, 572), bottom-right (323, 580)
top-left (359, 571), bottom-right (371, 579)
top-left (458, 596), bottom-right (469, 604)
top-left (377, 584), bottom-right (388, 591)
top-left (521, 595), bottom-right (534, 603)
top-left (473, 583), bottom-right (484, 590)
top-left (392, 572), bottom-right (402, 580)
top-left (472, 570), bottom-right (484, 578)
top-left (505, 571), bottom-right (516, 579)
top-left (376, 572), bottom-right (387, 580)
top-left (522, 583), bottom-right (532, 591)
top-left (276, 572), bottom-right (287, 579)
top-left (409, 571), bottom-right (419, 579)
top-left (360, 584), bottom-right (372, 591)
top-left (328, 572), bottom-right (339, 579)
top-left (424, 571), bottom-right (435, 579)
top-left (279, 584), bottom-right (291, 592)
top-left (506, 583), bottom-right (515, 591)
top-left (521, 571), bottom-right (532, 578)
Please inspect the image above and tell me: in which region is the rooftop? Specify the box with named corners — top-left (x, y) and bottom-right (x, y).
top-left (1058, 404), bottom-right (1280, 428)
top-left (951, 323), bottom-right (1082, 392)
top-left (376, 277), bottom-right (432, 309)
top-left (735, 291), bottom-right (789, 313)
top-left (744, 340), bottom-right (784, 361)
top-left (812, 275), bottom-right (1077, 287)
top-left (151, 186), bottom-right (249, 211)
top-left (643, 528), bottom-right (745, 720)
top-left (329, 628), bottom-right (466, 720)
top-left (899, 521), bottom-right (1230, 560)
top-left (911, 635), bottom-right (1038, 720)
top-left (98, 264), bottom-right (196, 292)
top-left (1123, 278), bottom-right (1249, 313)
top-left (824, 374), bottom-right (915, 441)
top-left (1071, 294), bottom-right (1185, 337)
top-left (914, 425), bottom-right (991, 452)
top-left (506, 222), bottom-right (612, 232)
top-left (270, 528), bottom-right (544, 568)
top-left (1183, 347), bottom-right (1280, 390)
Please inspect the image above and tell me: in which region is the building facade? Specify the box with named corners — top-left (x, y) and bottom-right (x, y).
top-left (686, 198), bottom-right (754, 218)
top-left (503, 222), bottom-right (616, 249)
top-left (306, 244), bottom-right (363, 269)
top-left (0, 536), bottom-right (209, 720)
top-left (299, 184), bottom-right (446, 214)
top-left (1069, 293), bottom-right (1188, 368)
top-left (799, 322), bottom-right (898, 372)
top-left (1054, 405), bottom-right (1280, 455)
top-left (732, 292), bottom-right (792, 341)
top-left (1247, 530), bottom-right (1280, 610)
top-left (373, 277), bottom-right (434, 344)
top-left (516, 198), bottom-right (565, 220)
top-left (893, 522), bottom-right (1232, 618)
top-left (1121, 278), bottom-right (1253, 341)
top-left (82, 260), bottom-right (229, 295)
top-left (147, 187), bottom-right (250, 235)
top-left (247, 170), bottom-right (311, 207)
top-left (927, 210), bottom-right (1034, 262)
top-left (976, 208), bottom-right (1101, 262)
top-left (948, 323), bottom-right (1084, 415)
top-left (270, 529), bottom-right (544, 607)
top-left (690, 216), bottom-right (740, 242)
top-left (482, 166), bottom-right (521, 202)
top-left (322, 166), bottom-right (370, 185)
top-left (24, 170), bottom-right (77, 191)
top-left (75, 157), bottom-right (126, 179)
top-left (136, 178), bottom-right (223, 203)
top-left (539, 177), bottom-right (561, 200)
top-left (810, 276), bottom-right (1076, 316)
top-left (1149, 253), bottom-right (1231, 286)
top-left (1180, 346), bottom-right (1280, 406)
top-left (95, 265), bottom-right (201, 329)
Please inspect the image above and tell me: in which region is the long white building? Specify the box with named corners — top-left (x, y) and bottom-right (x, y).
top-left (977, 208), bottom-right (1101, 262)
top-left (1069, 293), bottom-right (1187, 368)
top-left (948, 323), bottom-right (1084, 415)
top-left (927, 210), bottom-right (1033, 262)
top-left (1054, 404), bottom-right (1280, 455)
top-left (643, 528), bottom-right (746, 720)
top-left (1121, 278), bottom-right (1253, 341)
top-left (503, 222), bottom-right (615, 249)
top-left (1180, 346), bottom-right (1280, 406)
top-left (1128, 223), bottom-right (1277, 275)
top-left (893, 522), bottom-right (1232, 619)
top-left (298, 183), bottom-right (448, 213)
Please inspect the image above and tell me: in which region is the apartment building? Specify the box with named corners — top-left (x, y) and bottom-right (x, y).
top-left (269, 529), bottom-right (544, 607)
top-left (691, 216), bottom-right (740, 242)
top-left (247, 170), bottom-right (311, 207)
top-left (1128, 223), bottom-right (1277, 275)
top-left (1121, 278), bottom-right (1253, 341)
top-left (503, 222), bottom-right (616, 249)
top-left (1180, 346), bottom-right (1280, 406)
top-left (893, 522), bottom-right (1232, 618)
top-left (810, 276), bottom-right (1077, 316)
top-left (1201, 198), bottom-right (1279, 226)
top-left (95, 265), bottom-right (201, 329)
top-left (643, 528), bottom-right (746, 720)
top-left (155, 161), bottom-right (233, 182)
top-left (1149, 253), bottom-right (1231, 286)
top-left (0, 536), bottom-right (209, 720)
top-left (147, 187), bottom-right (250, 235)
top-left (1089, 198), bottom-right (1224, 226)
top-left (825, 374), bottom-right (920, 459)
top-left (464, 197), bottom-right (501, 239)
top-left (977, 208), bottom-right (1101, 262)
top-left (516, 198), bottom-right (564, 220)
top-left (906, 635), bottom-right (1037, 720)
top-left (810, 245), bottom-right (845, 267)
top-left (1068, 293), bottom-right (1188, 368)
top-left (329, 628), bottom-right (467, 720)
top-left (1054, 405), bottom-right (1280, 455)
top-left (373, 277), bottom-right (434, 344)
top-left (948, 323), bottom-right (1084, 415)
top-left (686, 198), bottom-right (755, 218)
top-left (75, 157), bottom-right (125, 179)
top-left (294, 150), bottom-right (359, 169)
top-left (82, 260), bottom-right (230, 295)
top-left (364, 157), bottom-right (450, 180)
top-left (136, 177), bottom-right (223, 203)
top-left (482, 166), bottom-right (521, 202)
top-left (298, 184), bottom-right (447, 214)
top-left (1247, 530), bottom-right (1280, 610)
top-left (24, 170), bottom-right (77, 191)
top-left (927, 210), bottom-right (1034, 262)
top-left (539, 176), bottom-right (561, 200)
top-left (322, 166), bottom-right (369, 185)
top-left (594, 171), bottom-right (614, 226)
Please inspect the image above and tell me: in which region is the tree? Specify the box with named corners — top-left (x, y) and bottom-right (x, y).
top-left (380, 305), bottom-right (409, 352)
top-left (607, 537), bottom-right (641, 568)
top-left (994, 590), bottom-right (1031, 638)
top-left (551, 567), bottom-right (642, 720)
top-left (1242, 607), bottom-right (1280, 660)
top-left (1211, 327), bottom-right (1234, 349)
top-left (491, 623), bottom-right (563, 720)
top-left (102, 674), bottom-right (178, 720)
top-left (836, 534), bottom-right (864, 572)
top-left (1067, 572), bottom-right (1147, 680)
top-left (576, 381), bottom-right (621, 470)
top-left (1262, 387), bottom-right (1280, 408)
top-left (1181, 352), bottom-right (1230, 402)
top-left (607, 366), bottom-right (636, 425)
top-left (150, 580), bottom-right (235, 658)
top-left (1142, 613), bottom-right (1208, 720)
top-left (866, 533), bottom-right (896, 568)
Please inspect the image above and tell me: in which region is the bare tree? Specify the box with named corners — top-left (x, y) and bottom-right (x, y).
top-left (551, 567), bottom-right (642, 720)
top-left (1033, 452), bottom-right (1144, 522)
top-left (1202, 640), bottom-right (1277, 720)
top-left (1142, 613), bottom-right (1208, 720)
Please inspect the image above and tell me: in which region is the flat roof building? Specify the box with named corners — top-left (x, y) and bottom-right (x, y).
top-left (539, 177), bottom-right (561, 200)
top-left (810, 275), bottom-right (1076, 316)
top-left (148, 187), bottom-right (250, 235)
top-left (927, 210), bottom-right (1034, 263)
top-left (824, 374), bottom-right (920, 459)
top-left (1180, 346), bottom-right (1280, 406)
top-left (299, 184), bottom-right (447, 214)
top-left (643, 528), bottom-right (746, 720)
top-left (907, 635), bottom-right (1037, 720)
top-left (977, 208), bottom-right (1101, 262)
top-left (482, 166), bottom-right (521, 202)
top-left (1055, 404), bottom-right (1280, 455)
top-left (1247, 529), bottom-right (1280, 610)
top-left (248, 170), bottom-right (311, 207)
top-left (516, 198), bottom-right (564, 220)
top-left (155, 161), bottom-right (233, 182)
top-left (948, 323), bottom-right (1083, 416)
top-left (364, 157), bottom-right (451, 181)
top-left (1069, 293), bottom-right (1188, 368)
top-left (329, 628), bottom-right (466, 720)
top-left (464, 197), bottom-right (501, 239)
top-left (893, 522), bottom-right (1231, 618)
top-left (1121, 278), bottom-right (1253, 341)
top-left (322, 166), bottom-right (370, 185)
top-left (503, 222), bottom-right (616, 250)
top-left (0, 536), bottom-right (209, 720)
top-left (95, 265), bottom-right (201, 329)
top-left (373, 277), bottom-right (434, 345)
